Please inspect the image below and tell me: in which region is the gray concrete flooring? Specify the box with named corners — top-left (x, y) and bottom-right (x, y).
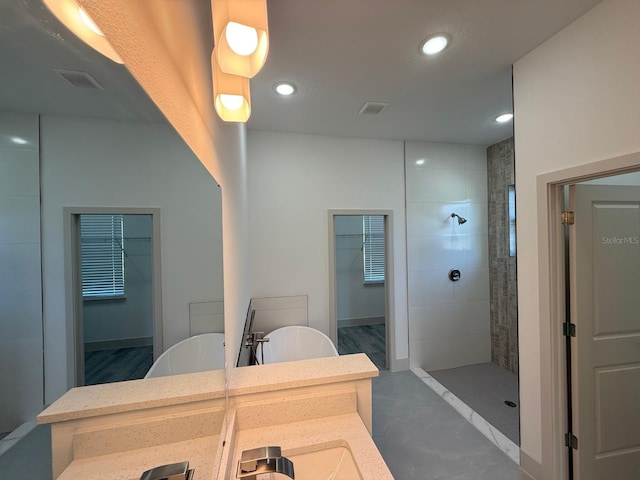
top-left (0, 424), bottom-right (51, 480)
top-left (373, 370), bottom-right (519, 480)
top-left (429, 363), bottom-right (520, 445)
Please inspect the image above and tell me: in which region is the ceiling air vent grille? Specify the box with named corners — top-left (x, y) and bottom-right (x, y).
top-left (54, 69), bottom-right (104, 90)
top-left (359, 101), bottom-right (388, 115)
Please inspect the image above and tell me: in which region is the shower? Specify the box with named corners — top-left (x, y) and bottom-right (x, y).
top-left (450, 213), bottom-right (467, 225)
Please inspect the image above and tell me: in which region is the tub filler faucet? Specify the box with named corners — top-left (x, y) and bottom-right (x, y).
top-left (237, 446), bottom-right (294, 479)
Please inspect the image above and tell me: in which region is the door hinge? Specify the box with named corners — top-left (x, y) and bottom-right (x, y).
top-left (563, 322), bottom-right (576, 337)
top-left (561, 211), bottom-right (575, 225)
top-left (565, 433), bottom-right (578, 450)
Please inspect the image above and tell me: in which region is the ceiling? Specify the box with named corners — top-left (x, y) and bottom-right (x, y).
top-left (248, 0), bottom-right (601, 146)
top-left (0, 0), bottom-right (165, 123)
top-left (0, 0), bottom-right (600, 146)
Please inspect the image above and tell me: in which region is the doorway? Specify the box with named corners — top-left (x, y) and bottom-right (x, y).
top-left (541, 159), bottom-right (640, 480)
top-left (328, 210), bottom-right (393, 370)
top-left (64, 208), bottom-right (162, 387)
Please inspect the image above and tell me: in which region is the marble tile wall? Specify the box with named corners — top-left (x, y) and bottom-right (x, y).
top-left (486, 137), bottom-right (518, 373)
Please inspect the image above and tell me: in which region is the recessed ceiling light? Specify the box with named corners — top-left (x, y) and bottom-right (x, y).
top-left (10, 136), bottom-right (28, 145)
top-left (420, 35), bottom-right (449, 56)
top-left (415, 159), bottom-right (425, 166)
top-left (274, 82), bottom-right (296, 96)
top-left (495, 113), bottom-right (514, 123)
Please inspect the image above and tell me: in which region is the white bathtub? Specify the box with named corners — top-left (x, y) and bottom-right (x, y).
top-left (257, 326), bottom-right (339, 364)
top-left (145, 333), bottom-right (225, 378)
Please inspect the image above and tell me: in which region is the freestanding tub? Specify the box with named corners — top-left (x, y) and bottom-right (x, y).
top-left (257, 326), bottom-right (339, 364)
top-left (145, 333), bottom-right (225, 378)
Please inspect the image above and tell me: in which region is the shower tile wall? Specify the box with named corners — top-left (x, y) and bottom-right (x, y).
top-left (405, 142), bottom-right (491, 371)
top-left (487, 137), bottom-right (518, 373)
top-left (0, 113), bottom-right (43, 433)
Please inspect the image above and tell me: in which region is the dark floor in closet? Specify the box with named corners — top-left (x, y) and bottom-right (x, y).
top-left (84, 346), bottom-right (153, 385)
top-left (338, 323), bottom-right (386, 369)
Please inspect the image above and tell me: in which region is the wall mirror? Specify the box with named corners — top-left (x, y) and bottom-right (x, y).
top-left (0, 0), bottom-right (226, 476)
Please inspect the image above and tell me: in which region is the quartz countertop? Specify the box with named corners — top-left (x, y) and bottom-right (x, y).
top-left (229, 413), bottom-right (393, 479)
top-left (38, 369), bottom-right (226, 424)
top-left (56, 435), bottom-right (220, 480)
top-left (227, 353), bottom-right (377, 397)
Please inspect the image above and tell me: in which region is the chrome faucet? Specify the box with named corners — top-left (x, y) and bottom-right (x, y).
top-left (237, 446), bottom-right (294, 479)
top-left (140, 461), bottom-right (194, 480)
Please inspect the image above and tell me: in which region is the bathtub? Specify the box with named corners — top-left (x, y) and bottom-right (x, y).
top-left (145, 333), bottom-right (225, 378)
top-left (257, 326), bottom-right (339, 364)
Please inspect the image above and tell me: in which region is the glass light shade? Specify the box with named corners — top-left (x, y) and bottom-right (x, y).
top-left (212, 0), bottom-right (269, 78)
top-left (219, 94), bottom-right (245, 110)
top-left (225, 22), bottom-right (259, 56)
top-left (212, 49), bottom-right (251, 122)
top-left (42, 0), bottom-right (123, 63)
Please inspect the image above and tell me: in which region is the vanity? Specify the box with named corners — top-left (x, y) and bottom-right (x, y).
top-left (37, 354), bottom-right (393, 479)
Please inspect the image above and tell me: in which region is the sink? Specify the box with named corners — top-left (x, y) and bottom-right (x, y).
top-left (286, 445), bottom-right (363, 480)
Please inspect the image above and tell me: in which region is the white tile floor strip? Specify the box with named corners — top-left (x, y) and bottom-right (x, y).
top-left (0, 421), bottom-right (37, 456)
top-left (412, 367), bottom-right (520, 464)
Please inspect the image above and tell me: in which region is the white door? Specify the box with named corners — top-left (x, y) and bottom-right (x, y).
top-left (569, 184), bottom-right (640, 479)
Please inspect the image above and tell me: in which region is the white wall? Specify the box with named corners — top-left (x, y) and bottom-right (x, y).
top-left (247, 131), bottom-right (409, 368)
top-left (513, 0), bottom-right (640, 467)
top-left (83, 214), bottom-right (153, 345)
top-left (334, 215), bottom-right (385, 326)
top-left (0, 112), bottom-right (43, 433)
top-left (40, 115), bottom-right (223, 403)
top-left (404, 142), bottom-right (490, 371)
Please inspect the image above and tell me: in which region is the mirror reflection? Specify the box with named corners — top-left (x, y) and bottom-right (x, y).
top-left (0, 0), bottom-right (225, 474)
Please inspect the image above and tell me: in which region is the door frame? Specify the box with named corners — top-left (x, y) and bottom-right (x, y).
top-left (327, 209), bottom-right (395, 371)
top-left (537, 151), bottom-right (640, 480)
top-left (63, 207), bottom-right (163, 387)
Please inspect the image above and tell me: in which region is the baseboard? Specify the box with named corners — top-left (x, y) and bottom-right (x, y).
top-left (337, 316), bottom-right (385, 328)
top-left (519, 450), bottom-right (542, 480)
top-left (391, 357), bottom-right (409, 372)
top-left (84, 336), bottom-right (153, 352)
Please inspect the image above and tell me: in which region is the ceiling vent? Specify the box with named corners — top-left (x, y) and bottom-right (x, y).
top-left (54, 69), bottom-right (104, 90)
top-left (359, 101), bottom-right (388, 115)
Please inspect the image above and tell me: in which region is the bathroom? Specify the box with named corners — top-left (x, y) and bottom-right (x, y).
top-left (5, 1), bottom-right (639, 480)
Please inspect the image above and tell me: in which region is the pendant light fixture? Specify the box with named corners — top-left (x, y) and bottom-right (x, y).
top-left (212, 0), bottom-right (269, 78)
top-left (42, 0), bottom-right (123, 64)
top-left (212, 48), bottom-right (251, 123)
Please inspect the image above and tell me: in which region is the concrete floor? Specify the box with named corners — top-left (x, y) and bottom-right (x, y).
top-left (429, 362), bottom-right (520, 445)
top-left (372, 370), bottom-right (519, 480)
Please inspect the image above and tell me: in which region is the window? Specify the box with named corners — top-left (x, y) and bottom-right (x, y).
top-left (508, 185), bottom-right (517, 256)
top-left (363, 215), bottom-right (385, 283)
top-left (81, 214), bottom-right (125, 298)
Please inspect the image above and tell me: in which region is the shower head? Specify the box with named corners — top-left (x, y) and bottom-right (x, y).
top-left (451, 213), bottom-right (467, 225)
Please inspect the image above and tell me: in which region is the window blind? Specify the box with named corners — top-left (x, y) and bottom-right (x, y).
top-left (81, 214), bottom-right (125, 298)
top-left (363, 215), bottom-right (385, 283)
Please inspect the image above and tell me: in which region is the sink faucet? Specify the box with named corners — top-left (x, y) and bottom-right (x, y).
top-left (237, 446), bottom-right (294, 479)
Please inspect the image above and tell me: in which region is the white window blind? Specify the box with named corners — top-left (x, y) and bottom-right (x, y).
top-left (81, 214), bottom-right (125, 298)
top-left (363, 215), bottom-right (385, 283)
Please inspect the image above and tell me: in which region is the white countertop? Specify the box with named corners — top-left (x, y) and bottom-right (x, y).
top-left (38, 369), bottom-right (226, 424)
